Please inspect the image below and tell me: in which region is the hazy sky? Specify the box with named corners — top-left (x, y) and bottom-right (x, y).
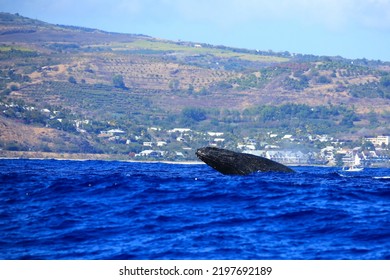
top-left (1, 0), bottom-right (390, 61)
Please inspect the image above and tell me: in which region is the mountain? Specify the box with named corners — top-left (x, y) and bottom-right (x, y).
top-left (0, 12), bottom-right (389, 160)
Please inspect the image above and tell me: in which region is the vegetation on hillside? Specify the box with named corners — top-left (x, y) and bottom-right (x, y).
top-left (0, 12), bottom-right (389, 159)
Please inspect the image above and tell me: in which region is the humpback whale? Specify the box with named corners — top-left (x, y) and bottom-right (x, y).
top-left (196, 147), bottom-right (295, 175)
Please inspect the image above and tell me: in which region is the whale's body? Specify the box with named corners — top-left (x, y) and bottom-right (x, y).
top-left (196, 147), bottom-right (294, 175)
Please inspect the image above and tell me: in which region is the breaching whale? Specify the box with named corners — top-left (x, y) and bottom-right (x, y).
top-left (196, 147), bottom-right (295, 175)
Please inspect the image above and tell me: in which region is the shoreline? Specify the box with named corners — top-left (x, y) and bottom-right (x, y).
top-left (0, 150), bottom-right (327, 167)
top-left (0, 150), bottom-right (204, 165)
top-left (2, 150), bottom-right (388, 168)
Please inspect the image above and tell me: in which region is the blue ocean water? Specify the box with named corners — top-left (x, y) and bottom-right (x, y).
top-left (0, 159), bottom-right (389, 260)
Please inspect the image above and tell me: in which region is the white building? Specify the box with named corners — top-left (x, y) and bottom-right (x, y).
top-left (366, 135), bottom-right (389, 147)
top-left (143, 142), bottom-right (153, 147)
top-left (238, 144), bottom-right (255, 150)
top-left (282, 135), bottom-right (294, 141)
top-left (168, 128), bottom-right (191, 133)
top-left (157, 141), bottom-right (167, 147)
top-left (137, 150), bottom-right (165, 157)
top-left (207, 132), bottom-right (224, 137)
top-left (100, 129), bottom-right (125, 137)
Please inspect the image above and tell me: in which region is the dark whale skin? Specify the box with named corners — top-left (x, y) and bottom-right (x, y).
top-left (196, 147), bottom-right (295, 175)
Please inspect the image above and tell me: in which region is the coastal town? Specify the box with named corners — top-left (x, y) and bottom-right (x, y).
top-left (1, 99), bottom-right (389, 167)
top-left (98, 125), bottom-right (390, 167)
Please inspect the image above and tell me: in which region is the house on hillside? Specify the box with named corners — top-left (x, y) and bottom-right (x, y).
top-left (365, 135), bottom-right (390, 147)
top-left (237, 144), bottom-right (256, 150)
top-left (321, 146), bottom-right (336, 164)
top-left (282, 134), bottom-right (294, 141)
top-left (99, 129), bottom-right (125, 137)
top-left (157, 141), bottom-right (167, 147)
top-left (143, 142), bottom-right (153, 147)
top-left (213, 138), bottom-right (225, 143)
top-left (168, 128), bottom-right (191, 133)
top-left (137, 150), bottom-right (165, 158)
top-left (207, 132), bottom-right (224, 137)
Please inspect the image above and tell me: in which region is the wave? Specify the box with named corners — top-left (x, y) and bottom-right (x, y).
top-left (373, 176), bottom-right (390, 180)
top-left (1, 160), bottom-right (390, 260)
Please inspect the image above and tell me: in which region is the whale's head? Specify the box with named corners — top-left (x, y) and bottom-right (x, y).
top-left (196, 147), bottom-right (242, 175)
top-left (196, 147), bottom-right (223, 163)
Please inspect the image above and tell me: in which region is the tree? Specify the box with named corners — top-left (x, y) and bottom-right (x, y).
top-left (335, 153), bottom-right (344, 167)
top-left (113, 75), bottom-right (126, 89)
top-left (181, 107), bottom-right (207, 122)
top-left (68, 76), bottom-right (77, 84)
top-left (198, 87), bottom-right (209, 95)
top-left (340, 112), bottom-right (358, 127)
top-left (368, 111), bottom-right (379, 126)
top-left (380, 75), bottom-right (390, 87)
top-left (187, 84), bottom-right (194, 94)
top-left (10, 84), bottom-right (19, 91)
top-left (169, 79), bottom-right (180, 92)
top-left (362, 140), bottom-right (375, 151)
top-left (317, 75), bottom-right (332, 84)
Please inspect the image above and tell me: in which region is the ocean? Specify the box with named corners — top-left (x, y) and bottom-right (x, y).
top-left (0, 159), bottom-right (389, 260)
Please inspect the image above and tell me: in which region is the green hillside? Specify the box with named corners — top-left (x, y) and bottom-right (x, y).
top-left (1, 12), bottom-right (389, 160)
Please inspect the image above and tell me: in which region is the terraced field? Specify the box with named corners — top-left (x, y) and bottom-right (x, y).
top-left (97, 56), bottom-right (234, 91)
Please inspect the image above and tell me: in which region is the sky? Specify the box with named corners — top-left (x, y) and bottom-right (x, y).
top-left (1, 0), bottom-right (390, 61)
